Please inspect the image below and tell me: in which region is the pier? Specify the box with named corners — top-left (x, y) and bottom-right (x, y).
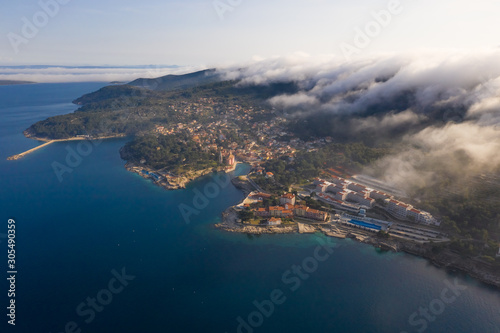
top-left (7, 141), bottom-right (55, 160)
top-left (6, 134), bottom-right (126, 161)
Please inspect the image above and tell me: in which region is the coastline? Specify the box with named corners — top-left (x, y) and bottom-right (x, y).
top-left (216, 177), bottom-right (500, 289)
top-left (125, 162), bottom-right (224, 190)
top-left (216, 205), bottom-right (500, 288)
top-left (21, 129), bottom-right (241, 191)
top-left (124, 161), bottom-right (242, 190)
top-left (19, 127), bottom-right (499, 289)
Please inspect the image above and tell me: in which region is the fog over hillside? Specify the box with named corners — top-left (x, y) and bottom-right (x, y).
top-left (219, 51), bottom-right (500, 193)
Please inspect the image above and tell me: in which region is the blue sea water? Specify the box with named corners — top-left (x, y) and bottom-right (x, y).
top-left (0, 83), bottom-right (499, 333)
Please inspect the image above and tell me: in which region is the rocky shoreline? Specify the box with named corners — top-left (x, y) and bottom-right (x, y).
top-left (125, 162), bottom-right (224, 190)
top-left (398, 242), bottom-right (500, 288)
top-left (121, 165), bottom-right (500, 289)
top-left (217, 175), bottom-right (500, 290)
top-left (230, 176), bottom-right (255, 196)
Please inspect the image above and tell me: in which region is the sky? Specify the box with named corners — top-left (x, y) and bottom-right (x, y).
top-left (1, 0), bottom-right (500, 67)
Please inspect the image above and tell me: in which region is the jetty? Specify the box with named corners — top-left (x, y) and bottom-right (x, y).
top-left (7, 141), bottom-right (55, 160)
top-left (7, 134), bottom-right (127, 161)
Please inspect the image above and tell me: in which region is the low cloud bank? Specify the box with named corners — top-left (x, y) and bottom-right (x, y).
top-left (0, 65), bottom-right (204, 83)
top-left (219, 52), bottom-right (500, 192)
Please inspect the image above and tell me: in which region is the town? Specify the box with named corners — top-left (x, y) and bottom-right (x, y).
top-left (124, 95), bottom-right (339, 189)
top-left (122, 96), bottom-right (446, 244)
top-left (220, 176), bottom-right (446, 244)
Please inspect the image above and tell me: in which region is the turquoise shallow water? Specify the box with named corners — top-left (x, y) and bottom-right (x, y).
top-left (0, 83), bottom-right (499, 333)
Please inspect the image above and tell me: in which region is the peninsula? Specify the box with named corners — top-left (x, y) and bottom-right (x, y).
top-left (19, 69), bottom-right (500, 288)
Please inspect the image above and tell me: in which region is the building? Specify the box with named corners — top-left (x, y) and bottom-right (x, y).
top-left (293, 205), bottom-right (308, 217)
top-left (408, 209), bottom-right (438, 225)
top-left (268, 218), bottom-right (282, 226)
top-left (369, 190), bottom-right (392, 201)
top-left (269, 206), bottom-right (284, 217)
top-left (255, 208), bottom-right (270, 217)
top-left (280, 193), bottom-right (296, 206)
top-left (407, 208), bottom-right (422, 222)
top-left (330, 176), bottom-right (344, 185)
top-left (334, 191), bottom-right (348, 201)
top-left (305, 209), bottom-right (328, 222)
top-left (347, 182), bottom-right (366, 192)
top-left (316, 183), bottom-right (329, 193)
top-left (387, 200), bottom-right (412, 219)
top-left (250, 192), bottom-right (272, 201)
top-left (252, 202), bottom-right (329, 223)
top-left (350, 193), bottom-right (375, 208)
top-left (227, 153), bottom-right (235, 166)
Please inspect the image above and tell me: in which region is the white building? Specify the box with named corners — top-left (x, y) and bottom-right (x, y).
top-left (347, 182), bottom-right (367, 192)
top-left (268, 218), bottom-right (282, 226)
top-left (335, 191), bottom-right (348, 201)
top-left (280, 193), bottom-right (296, 206)
top-left (370, 190), bottom-right (393, 201)
top-left (387, 200), bottom-right (412, 219)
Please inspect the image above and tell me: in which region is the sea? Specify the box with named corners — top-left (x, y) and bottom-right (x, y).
top-left (0, 82), bottom-right (499, 333)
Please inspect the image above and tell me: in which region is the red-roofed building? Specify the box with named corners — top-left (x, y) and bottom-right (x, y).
top-left (269, 206), bottom-right (284, 217)
top-left (387, 200), bottom-right (412, 219)
top-left (251, 192), bottom-right (272, 201)
top-left (293, 205), bottom-right (309, 217)
top-left (254, 208), bottom-right (270, 217)
top-left (280, 193), bottom-right (296, 205)
top-left (305, 209), bottom-right (328, 221)
top-left (268, 217), bottom-right (282, 226)
top-left (370, 190), bottom-right (392, 201)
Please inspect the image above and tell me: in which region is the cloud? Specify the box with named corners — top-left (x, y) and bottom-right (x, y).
top-left (354, 109), bottom-right (426, 132)
top-left (0, 65), bottom-right (205, 83)
top-left (219, 50), bottom-right (500, 118)
top-left (367, 121), bottom-right (500, 192)
top-left (218, 51), bottom-right (500, 194)
top-left (269, 92), bottom-right (319, 109)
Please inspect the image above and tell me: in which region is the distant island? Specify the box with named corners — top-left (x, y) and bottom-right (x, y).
top-left (18, 68), bottom-right (500, 288)
top-left (0, 80), bottom-right (36, 86)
